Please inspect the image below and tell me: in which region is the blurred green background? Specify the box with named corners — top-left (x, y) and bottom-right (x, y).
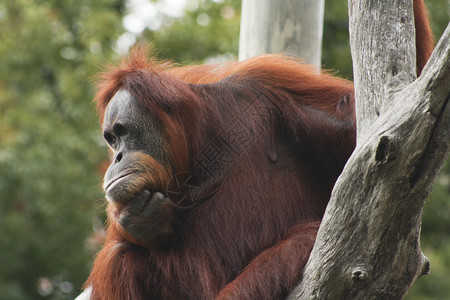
top-left (0, 0), bottom-right (448, 299)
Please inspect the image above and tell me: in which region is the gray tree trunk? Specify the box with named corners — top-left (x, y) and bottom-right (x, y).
top-left (238, 0), bottom-right (324, 68)
top-left (288, 1), bottom-right (450, 299)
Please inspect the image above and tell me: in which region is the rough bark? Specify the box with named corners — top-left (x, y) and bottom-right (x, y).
top-left (238, 0), bottom-right (324, 68)
top-left (288, 1), bottom-right (450, 299)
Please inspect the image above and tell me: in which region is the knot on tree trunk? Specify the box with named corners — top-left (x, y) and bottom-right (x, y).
top-left (375, 135), bottom-right (398, 163)
top-left (351, 267), bottom-right (369, 283)
top-left (420, 254), bottom-right (431, 277)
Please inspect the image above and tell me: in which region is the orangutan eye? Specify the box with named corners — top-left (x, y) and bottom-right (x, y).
top-left (103, 132), bottom-right (117, 147)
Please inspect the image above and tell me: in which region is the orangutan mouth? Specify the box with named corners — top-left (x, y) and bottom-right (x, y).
top-left (104, 172), bottom-right (135, 192)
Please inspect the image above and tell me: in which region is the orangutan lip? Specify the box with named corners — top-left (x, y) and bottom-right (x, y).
top-left (104, 172), bottom-right (134, 192)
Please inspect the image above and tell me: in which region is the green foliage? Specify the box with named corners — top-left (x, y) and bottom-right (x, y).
top-left (0, 0), bottom-right (447, 299)
top-left (322, 0), bottom-right (353, 79)
top-left (142, 0), bottom-right (241, 63)
top-left (0, 0), bottom-right (124, 299)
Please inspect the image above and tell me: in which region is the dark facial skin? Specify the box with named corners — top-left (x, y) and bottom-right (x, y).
top-left (102, 89), bottom-right (177, 247)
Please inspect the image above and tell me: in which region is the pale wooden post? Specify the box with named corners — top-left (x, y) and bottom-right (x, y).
top-left (238, 0), bottom-right (324, 68)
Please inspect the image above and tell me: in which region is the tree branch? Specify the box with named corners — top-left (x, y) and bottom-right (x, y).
top-left (288, 3), bottom-right (449, 299)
